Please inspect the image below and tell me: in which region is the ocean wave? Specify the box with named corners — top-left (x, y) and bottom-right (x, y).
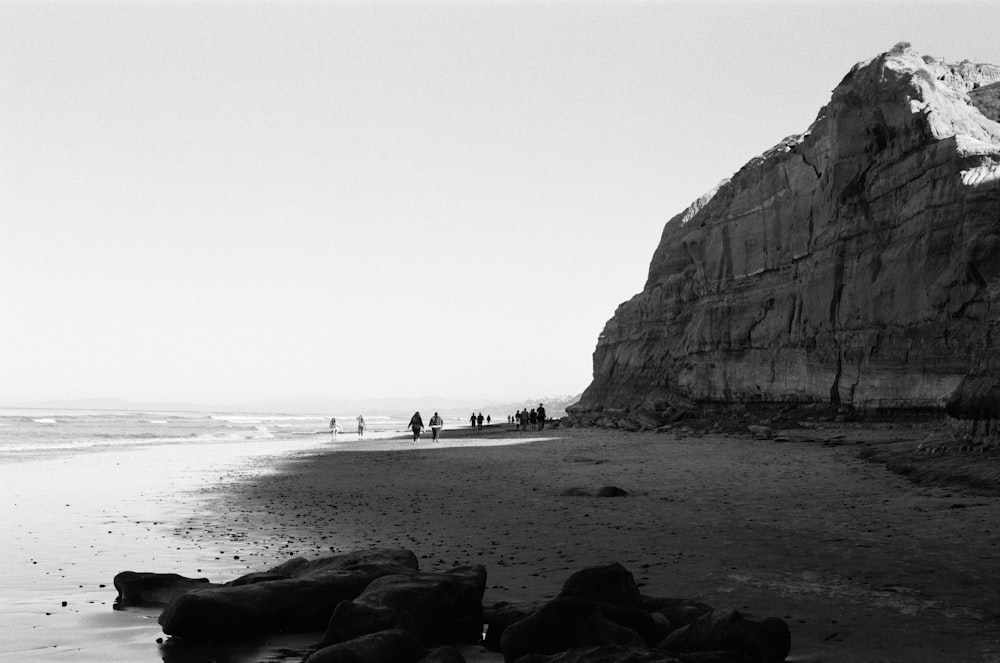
top-left (31, 418), bottom-right (58, 424)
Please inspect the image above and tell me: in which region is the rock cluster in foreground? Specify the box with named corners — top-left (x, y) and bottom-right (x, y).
top-left (570, 44), bottom-right (1000, 438)
top-left (114, 548), bottom-right (791, 663)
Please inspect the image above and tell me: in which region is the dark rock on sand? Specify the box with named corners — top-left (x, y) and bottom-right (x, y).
top-left (500, 598), bottom-right (647, 663)
top-left (514, 645), bottom-right (754, 662)
top-left (639, 597), bottom-right (715, 630)
top-left (113, 571), bottom-right (217, 608)
top-left (558, 563), bottom-right (642, 607)
top-left (159, 549), bottom-right (418, 640)
top-left (303, 628), bottom-right (428, 663)
top-left (323, 565), bottom-right (486, 646)
top-left (483, 600), bottom-right (547, 651)
top-left (658, 609), bottom-right (791, 663)
top-left (420, 645), bottom-right (469, 663)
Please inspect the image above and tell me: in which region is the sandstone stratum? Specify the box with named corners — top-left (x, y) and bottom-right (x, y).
top-left (570, 44), bottom-right (1000, 436)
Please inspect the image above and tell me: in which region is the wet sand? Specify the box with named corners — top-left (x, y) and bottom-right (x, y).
top-left (199, 423), bottom-right (1000, 663)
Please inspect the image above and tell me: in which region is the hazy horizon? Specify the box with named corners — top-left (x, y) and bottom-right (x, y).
top-left (4, 1), bottom-right (1000, 406)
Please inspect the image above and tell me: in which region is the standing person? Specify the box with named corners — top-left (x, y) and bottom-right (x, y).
top-left (470, 413), bottom-right (477, 428)
top-left (356, 414), bottom-right (366, 438)
top-left (408, 412), bottom-right (424, 443)
top-left (529, 408), bottom-right (537, 430)
top-left (429, 412), bottom-right (444, 441)
top-left (520, 409), bottom-right (530, 431)
top-left (477, 412), bottom-right (484, 430)
top-left (487, 415), bottom-right (491, 425)
top-left (329, 417), bottom-right (340, 442)
top-left (514, 410), bottom-right (521, 430)
top-left (537, 403), bottom-right (547, 430)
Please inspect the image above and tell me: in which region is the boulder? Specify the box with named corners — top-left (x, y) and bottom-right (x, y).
top-left (304, 628), bottom-right (428, 663)
top-left (158, 549), bottom-right (418, 640)
top-left (420, 646), bottom-right (468, 663)
top-left (558, 563), bottom-right (642, 608)
top-left (658, 610), bottom-right (790, 663)
top-left (500, 598), bottom-right (646, 663)
top-left (571, 45), bottom-right (1000, 418)
top-left (640, 597), bottom-right (715, 630)
top-left (514, 645), bottom-right (754, 662)
top-left (323, 565), bottom-right (487, 647)
top-left (113, 571), bottom-right (217, 608)
top-left (483, 600), bottom-right (547, 651)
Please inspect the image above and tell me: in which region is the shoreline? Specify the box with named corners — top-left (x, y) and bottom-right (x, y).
top-left (194, 422), bottom-right (999, 662)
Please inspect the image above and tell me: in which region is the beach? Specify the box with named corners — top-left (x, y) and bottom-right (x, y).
top-left (3, 415), bottom-right (999, 662)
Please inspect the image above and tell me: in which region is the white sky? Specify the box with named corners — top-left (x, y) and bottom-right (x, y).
top-left (2, 1), bottom-right (999, 407)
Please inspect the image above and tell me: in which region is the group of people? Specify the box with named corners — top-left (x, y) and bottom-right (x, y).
top-left (510, 404), bottom-right (546, 430)
top-left (329, 415), bottom-right (367, 441)
top-left (331, 405), bottom-right (545, 445)
top-left (406, 411), bottom-right (444, 442)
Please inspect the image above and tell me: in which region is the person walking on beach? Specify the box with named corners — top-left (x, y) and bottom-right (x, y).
top-left (356, 414), bottom-right (366, 438)
top-left (520, 409), bottom-right (529, 431)
top-left (529, 408), bottom-right (537, 430)
top-left (329, 417), bottom-right (341, 442)
top-left (477, 412), bottom-right (484, 430)
top-left (514, 410), bottom-right (521, 430)
top-left (429, 412), bottom-right (444, 441)
top-left (408, 412), bottom-right (424, 443)
top-left (470, 413), bottom-right (477, 428)
top-left (537, 403), bottom-right (546, 430)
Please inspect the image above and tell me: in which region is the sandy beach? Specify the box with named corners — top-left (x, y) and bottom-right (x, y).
top-left (5, 420), bottom-right (999, 663)
top-left (184, 421), bottom-right (999, 663)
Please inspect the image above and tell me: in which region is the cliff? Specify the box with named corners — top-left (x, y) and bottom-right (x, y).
top-left (573, 45), bottom-right (1000, 426)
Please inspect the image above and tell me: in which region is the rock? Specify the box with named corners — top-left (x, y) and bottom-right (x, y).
top-left (658, 610), bottom-right (791, 663)
top-left (514, 645), bottom-right (754, 662)
top-left (323, 565), bottom-right (486, 647)
top-left (596, 486), bottom-right (629, 498)
top-left (570, 45), bottom-right (1000, 418)
top-left (484, 600), bottom-right (547, 651)
top-left (158, 549), bottom-right (418, 640)
top-left (304, 628), bottom-right (428, 663)
top-left (640, 597), bottom-right (715, 630)
top-left (558, 563), bottom-right (642, 608)
top-left (746, 425), bottom-right (772, 440)
top-left (112, 571), bottom-right (217, 608)
top-left (500, 598), bottom-right (647, 663)
top-left (420, 646), bottom-right (468, 663)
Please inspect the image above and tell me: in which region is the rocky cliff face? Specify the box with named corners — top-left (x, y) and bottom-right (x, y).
top-left (573, 45), bottom-right (1000, 422)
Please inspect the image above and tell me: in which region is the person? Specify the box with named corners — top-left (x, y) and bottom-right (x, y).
top-left (408, 412), bottom-right (424, 443)
top-left (476, 412), bottom-right (484, 430)
top-left (357, 414), bottom-right (366, 438)
top-left (487, 415), bottom-right (491, 425)
top-left (520, 409), bottom-right (529, 431)
top-left (537, 403), bottom-right (547, 430)
top-left (329, 417), bottom-right (341, 442)
top-left (514, 409), bottom-right (521, 430)
top-left (429, 411), bottom-right (444, 441)
top-left (470, 413), bottom-right (477, 428)
top-left (529, 408), bottom-right (537, 430)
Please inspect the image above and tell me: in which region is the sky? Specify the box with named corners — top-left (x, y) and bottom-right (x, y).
top-left (2, 1), bottom-right (1000, 409)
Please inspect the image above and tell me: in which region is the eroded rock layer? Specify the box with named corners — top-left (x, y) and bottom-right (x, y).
top-left (574, 45), bottom-right (1000, 416)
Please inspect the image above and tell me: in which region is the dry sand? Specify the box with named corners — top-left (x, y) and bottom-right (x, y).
top-left (179, 422), bottom-right (1000, 663)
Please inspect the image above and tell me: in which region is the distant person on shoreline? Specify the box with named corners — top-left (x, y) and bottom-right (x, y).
top-left (519, 409), bottom-right (529, 431)
top-left (514, 410), bottom-right (521, 430)
top-left (429, 412), bottom-right (443, 441)
top-left (408, 411), bottom-right (424, 442)
top-left (537, 403), bottom-right (546, 430)
top-left (477, 412), bottom-right (484, 430)
top-left (470, 413), bottom-right (476, 428)
top-left (529, 408), bottom-right (537, 429)
top-left (329, 417), bottom-right (341, 442)
top-left (356, 414), bottom-right (366, 438)
top-left (487, 414), bottom-right (491, 425)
